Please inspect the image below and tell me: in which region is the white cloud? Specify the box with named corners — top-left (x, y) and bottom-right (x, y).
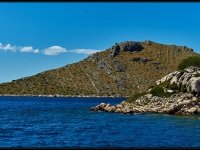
top-left (0, 42), bottom-right (102, 56)
top-left (0, 43), bottom-right (40, 54)
top-left (0, 43), bottom-right (17, 52)
top-left (19, 46), bottom-right (40, 53)
top-left (43, 46), bottom-right (67, 56)
top-left (19, 47), bottom-right (33, 52)
top-left (0, 43), bottom-right (3, 50)
top-left (33, 49), bottom-right (40, 53)
top-left (5, 44), bottom-right (17, 51)
top-left (70, 49), bottom-right (101, 55)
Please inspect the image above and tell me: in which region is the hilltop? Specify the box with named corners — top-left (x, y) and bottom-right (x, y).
top-left (0, 40), bottom-right (198, 97)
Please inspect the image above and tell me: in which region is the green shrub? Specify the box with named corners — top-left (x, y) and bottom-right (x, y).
top-left (162, 81), bottom-right (171, 89)
top-left (127, 92), bottom-right (146, 103)
top-left (178, 56), bottom-right (200, 70)
top-left (150, 86), bottom-right (165, 97)
top-left (150, 85), bottom-right (174, 97)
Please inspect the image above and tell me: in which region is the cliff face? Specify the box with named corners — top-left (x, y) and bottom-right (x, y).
top-left (0, 40), bottom-right (198, 96)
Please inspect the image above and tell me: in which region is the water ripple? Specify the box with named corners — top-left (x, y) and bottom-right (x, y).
top-left (0, 96), bottom-right (200, 148)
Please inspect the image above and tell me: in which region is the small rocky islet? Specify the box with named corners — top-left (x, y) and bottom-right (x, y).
top-left (91, 66), bottom-right (200, 115)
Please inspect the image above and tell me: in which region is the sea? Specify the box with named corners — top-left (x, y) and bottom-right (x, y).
top-left (1, 96), bottom-right (200, 148)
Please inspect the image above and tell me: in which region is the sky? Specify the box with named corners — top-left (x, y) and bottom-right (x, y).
top-left (0, 2), bottom-right (200, 83)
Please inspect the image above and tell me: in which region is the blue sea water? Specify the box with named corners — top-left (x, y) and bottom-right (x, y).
top-left (1, 96), bottom-right (200, 148)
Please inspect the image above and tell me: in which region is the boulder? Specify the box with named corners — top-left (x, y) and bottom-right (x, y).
top-left (145, 94), bottom-right (153, 99)
top-left (115, 108), bottom-right (123, 113)
top-left (170, 71), bottom-right (182, 84)
top-left (184, 66), bottom-right (198, 73)
top-left (167, 90), bottom-right (174, 93)
top-left (90, 107), bottom-right (97, 111)
top-left (116, 104), bottom-right (122, 108)
top-left (112, 44), bottom-right (120, 57)
top-left (156, 66), bottom-right (200, 95)
top-left (122, 42), bottom-right (144, 52)
top-left (122, 106), bottom-right (131, 113)
top-left (156, 72), bottom-right (175, 85)
top-left (160, 107), bottom-right (171, 113)
top-left (181, 73), bottom-right (192, 85)
top-left (187, 107), bottom-right (198, 114)
top-left (187, 77), bottom-right (200, 94)
top-left (110, 106), bottom-right (117, 112)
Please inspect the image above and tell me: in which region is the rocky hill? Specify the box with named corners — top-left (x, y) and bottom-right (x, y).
top-left (91, 66), bottom-right (200, 115)
top-left (0, 40), bottom-right (199, 96)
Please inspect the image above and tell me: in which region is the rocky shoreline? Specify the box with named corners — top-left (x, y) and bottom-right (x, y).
top-left (0, 94), bottom-right (127, 98)
top-left (90, 93), bottom-right (200, 115)
top-left (91, 66), bottom-right (200, 115)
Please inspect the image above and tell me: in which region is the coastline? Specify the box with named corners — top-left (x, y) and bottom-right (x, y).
top-left (91, 66), bottom-right (200, 115)
top-left (0, 94), bottom-right (128, 99)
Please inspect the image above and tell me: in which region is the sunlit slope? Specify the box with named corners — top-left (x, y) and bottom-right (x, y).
top-left (0, 40), bottom-right (198, 96)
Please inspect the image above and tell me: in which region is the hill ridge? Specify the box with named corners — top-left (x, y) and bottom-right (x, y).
top-left (0, 40), bottom-right (199, 96)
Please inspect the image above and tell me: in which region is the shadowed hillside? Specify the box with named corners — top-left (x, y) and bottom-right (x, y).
top-left (0, 40), bottom-right (199, 97)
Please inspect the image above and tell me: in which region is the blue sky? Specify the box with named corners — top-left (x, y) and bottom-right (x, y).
top-left (0, 2), bottom-right (200, 83)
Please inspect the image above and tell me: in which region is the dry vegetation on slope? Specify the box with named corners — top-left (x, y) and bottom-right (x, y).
top-left (0, 40), bottom-right (198, 97)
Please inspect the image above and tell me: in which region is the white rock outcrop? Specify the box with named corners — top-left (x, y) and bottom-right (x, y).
top-left (91, 66), bottom-right (200, 115)
top-left (156, 66), bottom-right (200, 94)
